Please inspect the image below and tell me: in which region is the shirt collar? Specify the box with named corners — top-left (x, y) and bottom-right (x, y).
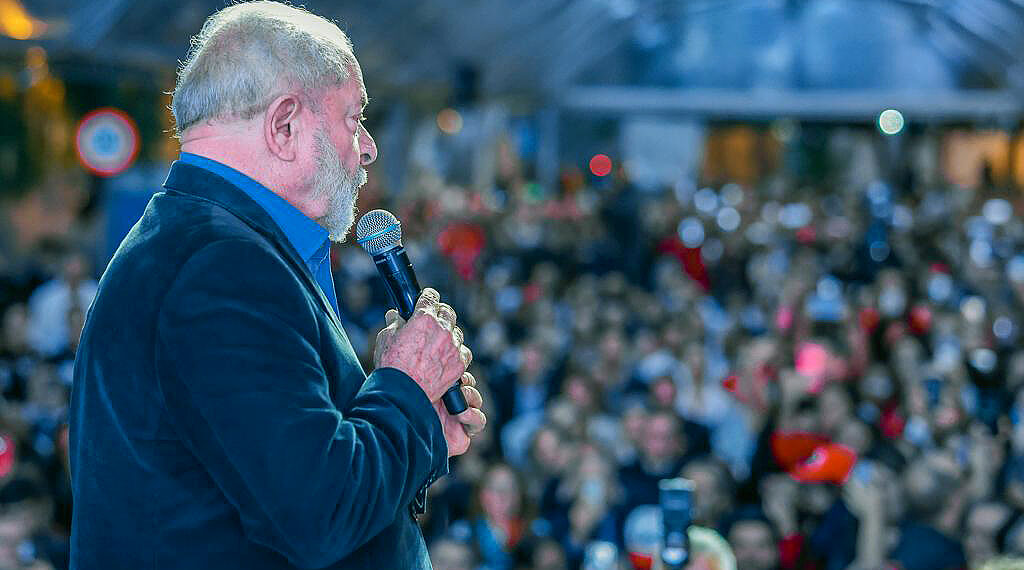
top-left (178, 153), bottom-right (329, 264)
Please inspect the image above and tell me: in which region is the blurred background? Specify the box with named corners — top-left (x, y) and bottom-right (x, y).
top-left (5, 0), bottom-right (1024, 569)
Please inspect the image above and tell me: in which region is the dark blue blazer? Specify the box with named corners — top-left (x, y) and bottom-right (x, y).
top-left (69, 161), bottom-right (448, 569)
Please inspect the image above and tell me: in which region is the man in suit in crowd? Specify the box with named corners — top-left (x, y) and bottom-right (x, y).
top-left (69, 2), bottom-right (486, 568)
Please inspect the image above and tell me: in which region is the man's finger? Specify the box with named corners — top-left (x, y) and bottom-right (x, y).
top-left (456, 408), bottom-right (486, 436)
top-left (385, 309), bottom-right (403, 327)
top-left (459, 344), bottom-right (473, 368)
top-left (460, 371), bottom-right (475, 387)
top-left (436, 303), bottom-right (456, 330)
top-left (414, 288), bottom-right (440, 312)
top-left (461, 385), bottom-right (483, 409)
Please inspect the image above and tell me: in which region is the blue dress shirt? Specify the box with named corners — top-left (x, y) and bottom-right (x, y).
top-left (178, 153), bottom-right (340, 316)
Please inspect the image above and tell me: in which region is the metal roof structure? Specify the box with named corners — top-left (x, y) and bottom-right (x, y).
top-left (6, 0), bottom-right (1024, 116)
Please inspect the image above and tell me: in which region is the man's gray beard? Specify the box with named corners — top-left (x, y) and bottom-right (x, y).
top-left (310, 129), bottom-right (367, 243)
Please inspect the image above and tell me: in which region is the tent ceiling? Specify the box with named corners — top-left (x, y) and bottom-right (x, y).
top-left (8, 0), bottom-right (1024, 95)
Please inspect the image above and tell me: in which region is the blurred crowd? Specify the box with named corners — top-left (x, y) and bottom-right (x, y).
top-left (342, 137), bottom-right (1024, 570)
top-left (4, 131), bottom-right (1024, 569)
top-left (0, 239), bottom-right (86, 569)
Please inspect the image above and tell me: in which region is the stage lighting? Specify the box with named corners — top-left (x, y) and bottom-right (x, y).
top-left (589, 154), bottom-right (612, 177)
top-left (437, 108), bottom-right (463, 135)
top-left (878, 109), bottom-right (904, 135)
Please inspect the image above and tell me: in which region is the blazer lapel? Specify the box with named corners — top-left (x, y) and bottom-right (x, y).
top-left (162, 161), bottom-right (347, 335)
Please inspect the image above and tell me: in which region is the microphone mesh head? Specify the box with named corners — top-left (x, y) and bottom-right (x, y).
top-left (356, 209), bottom-right (402, 256)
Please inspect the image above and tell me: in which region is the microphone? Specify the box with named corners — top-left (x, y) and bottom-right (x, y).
top-left (356, 209), bottom-right (468, 415)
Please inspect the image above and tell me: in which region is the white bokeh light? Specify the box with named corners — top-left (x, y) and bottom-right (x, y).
top-left (878, 109), bottom-right (904, 135)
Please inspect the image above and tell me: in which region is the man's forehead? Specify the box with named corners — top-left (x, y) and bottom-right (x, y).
top-left (323, 78), bottom-right (367, 110)
top-left (350, 64), bottom-right (368, 107)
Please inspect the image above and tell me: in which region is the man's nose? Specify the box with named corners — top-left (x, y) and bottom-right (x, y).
top-left (360, 131), bottom-right (377, 166)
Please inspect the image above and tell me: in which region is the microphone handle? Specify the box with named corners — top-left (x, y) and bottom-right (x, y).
top-left (373, 248), bottom-right (468, 415)
top-left (374, 247), bottom-right (419, 320)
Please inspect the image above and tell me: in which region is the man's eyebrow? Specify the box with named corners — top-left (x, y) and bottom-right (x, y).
top-left (361, 93), bottom-right (369, 109)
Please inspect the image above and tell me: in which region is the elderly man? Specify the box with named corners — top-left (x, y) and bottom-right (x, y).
top-left (68, 2), bottom-right (485, 569)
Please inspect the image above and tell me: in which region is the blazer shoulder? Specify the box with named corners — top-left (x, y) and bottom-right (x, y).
top-left (146, 189), bottom-right (290, 270)
top-left (158, 188), bottom-right (268, 243)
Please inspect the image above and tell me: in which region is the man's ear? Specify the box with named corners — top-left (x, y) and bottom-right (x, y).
top-left (264, 94), bottom-right (303, 161)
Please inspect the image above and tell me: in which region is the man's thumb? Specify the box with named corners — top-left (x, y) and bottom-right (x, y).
top-left (385, 309), bottom-right (402, 327)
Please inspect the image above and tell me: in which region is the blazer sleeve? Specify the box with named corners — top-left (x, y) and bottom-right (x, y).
top-left (155, 238), bottom-right (448, 569)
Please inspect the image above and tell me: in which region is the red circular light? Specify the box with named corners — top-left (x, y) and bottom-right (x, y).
top-left (589, 154), bottom-right (612, 177)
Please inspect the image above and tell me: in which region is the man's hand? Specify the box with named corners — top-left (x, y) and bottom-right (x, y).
top-left (375, 288), bottom-right (468, 403)
top-left (374, 288), bottom-right (486, 456)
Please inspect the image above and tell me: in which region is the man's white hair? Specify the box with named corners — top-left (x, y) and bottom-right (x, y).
top-left (172, 1), bottom-right (357, 137)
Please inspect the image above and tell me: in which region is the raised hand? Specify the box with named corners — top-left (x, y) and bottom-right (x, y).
top-left (375, 288), bottom-right (467, 403)
top-left (374, 288), bottom-right (486, 456)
